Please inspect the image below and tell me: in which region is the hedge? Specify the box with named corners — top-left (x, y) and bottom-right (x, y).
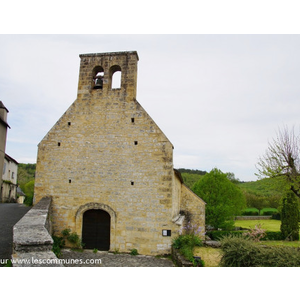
top-left (261, 231), bottom-right (282, 241)
top-left (207, 230), bottom-right (283, 241)
top-left (206, 230), bottom-right (245, 240)
top-left (241, 208), bottom-right (259, 216)
top-left (261, 208), bottom-right (278, 216)
top-left (220, 236), bottom-right (300, 267)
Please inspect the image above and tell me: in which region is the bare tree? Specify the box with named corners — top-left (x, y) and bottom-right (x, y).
top-left (256, 126), bottom-right (300, 197)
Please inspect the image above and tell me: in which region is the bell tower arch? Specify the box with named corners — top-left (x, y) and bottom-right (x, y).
top-left (77, 51), bottom-right (139, 99)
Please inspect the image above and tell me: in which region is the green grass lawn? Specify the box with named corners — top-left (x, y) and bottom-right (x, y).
top-left (194, 246), bottom-right (222, 267)
top-left (259, 240), bottom-right (300, 247)
top-left (234, 219), bottom-right (281, 231)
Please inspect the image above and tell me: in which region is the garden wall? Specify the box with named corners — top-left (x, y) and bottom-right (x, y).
top-left (235, 216), bottom-right (272, 220)
top-left (12, 196), bottom-right (63, 267)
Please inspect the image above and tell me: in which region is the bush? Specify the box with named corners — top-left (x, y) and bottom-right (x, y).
top-left (61, 228), bottom-right (83, 249)
top-left (172, 234), bottom-right (202, 266)
top-left (261, 208), bottom-right (278, 216)
top-left (281, 191), bottom-right (299, 241)
top-left (261, 231), bottom-right (283, 241)
top-left (243, 224), bottom-right (266, 242)
top-left (241, 208), bottom-right (259, 216)
top-left (220, 235), bottom-right (300, 267)
top-left (272, 213), bottom-right (281, 220)
top-left (206, 230), bottom-right (245, 241)
top-left (207, 230), bottom-right (283, 241)
top-left (130, 249), bottom-right (139, 256)
top-left (52, 236), bottom-right (65, 257)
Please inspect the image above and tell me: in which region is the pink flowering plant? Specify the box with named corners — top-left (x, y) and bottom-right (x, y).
top-left (243, 224), bottom-right (266, 242)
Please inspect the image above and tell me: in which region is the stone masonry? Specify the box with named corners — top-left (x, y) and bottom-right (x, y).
top-left (34, 51), bottom-right (205, 255)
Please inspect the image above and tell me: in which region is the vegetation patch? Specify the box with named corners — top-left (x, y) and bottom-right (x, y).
top-left (61, 228), bottom-right (84, 249)
top-left (172, 228), bottom-right (203, 266)
top-left (130, 248), bottom-right (139, 256)
top-left (192, 168), bottom-right (246, 230)
top-left (193, 246), bottom-right (222, 267)
top-left (220, 235), bottom-right (300, 267)
top-left (234, 219), bottom-right (281, 231)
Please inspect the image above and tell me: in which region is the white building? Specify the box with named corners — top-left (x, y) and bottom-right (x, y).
top-left (1, 154), bottom-right (18, 202)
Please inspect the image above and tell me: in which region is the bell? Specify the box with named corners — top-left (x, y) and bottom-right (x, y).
top-left (94, 76), bottom-right (103, 89)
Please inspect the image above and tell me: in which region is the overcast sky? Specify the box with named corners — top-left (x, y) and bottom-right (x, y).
top-left (1, 34), bottom-right (300, 181)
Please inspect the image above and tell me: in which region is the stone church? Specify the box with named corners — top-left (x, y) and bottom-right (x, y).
top-left (34, 51), bottom-right (205, 255)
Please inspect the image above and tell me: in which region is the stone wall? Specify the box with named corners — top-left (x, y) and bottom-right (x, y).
top-left (180, 185), bottom-right (206, 237)
top-left (12, 197), bottom-right (63, 267)
top-left (235, 216), bottom-right (272, 220)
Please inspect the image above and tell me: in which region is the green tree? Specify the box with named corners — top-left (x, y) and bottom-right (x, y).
top-left (192, 168), bottom-right (246, 230)
top-left (23, 180), bottom-right (35, 206)
top-left (243, 191), bottom-right (268, 214)
top-left (280, 191), bottom-right (299, 241)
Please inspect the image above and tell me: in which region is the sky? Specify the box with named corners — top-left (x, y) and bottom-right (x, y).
top-left (2, 34), bottom-right (300, 182)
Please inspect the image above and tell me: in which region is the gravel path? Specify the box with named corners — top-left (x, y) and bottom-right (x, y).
top-left (60, 249), bottom-right (175, 267)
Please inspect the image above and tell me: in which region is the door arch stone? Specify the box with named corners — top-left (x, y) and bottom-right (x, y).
top-left (75, 203), bottom-right (116, 251)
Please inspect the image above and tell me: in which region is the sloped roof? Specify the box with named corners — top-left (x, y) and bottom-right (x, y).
top-left (0, 101), bottom-right (10, 128)
top-left (0, 101), bottom-right (9, 112)
top-left (5, 153), bottom-right (19, 165)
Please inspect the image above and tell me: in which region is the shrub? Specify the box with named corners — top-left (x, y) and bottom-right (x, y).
top-left (207, 230), bottom-right (283, 241)
top-left (220, 235), bottom-right (300, 267)
top-left (172, 234), bottom-right (203, 266)
top-left (67, 232), bottom-right (82, 248)
top-left (52, 236), bottom-right (65, 257)
top-left (61, 228), bottom-right (83, 249)
top-left (261, 208), bottom-right (278, 216)
top-left (62, 228), bottom-right (71, 237)
top-left (206, 230), bottom-right (245, 240)
top-left (243, 224), bottom-right (266, 242)
top-left (261, 231), bottom-right (283, 241)
top-left (241, 208), bottom-right (259, 216)
top-left (130, 249), bottom-right (139, 256)
top-left (272, 212), bottom-right (281, 220)
top-left (281, 191), bottom-right (299, 241)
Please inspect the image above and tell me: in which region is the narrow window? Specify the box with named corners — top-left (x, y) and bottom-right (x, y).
top-left (131, 181), bottom-right (134, 186)
top-left (12, 172), bottom-right (15, 179)
top-left (69, 179), bottom-right (72, 184)
top-left (112, 71), bottom-right (121, 89)
top-left (110, 65), bottom-right (122, 89)
top-left (131, 118), bottom-right (135, 123)
top-left (134, 141), bottom-right (138, 145)
top-left (58, 142), bottom-right (61, 146)
top-left (68, 122), bottom-right (71, 126)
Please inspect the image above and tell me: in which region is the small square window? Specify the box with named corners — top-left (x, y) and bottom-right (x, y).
top-left (162, 230), bottom-right (171, 237)
top-left (134, 141), bottom-right (138, 145)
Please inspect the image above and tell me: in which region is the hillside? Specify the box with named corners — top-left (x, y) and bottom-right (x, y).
top-left (238, 176), bottom-right (286, 198)
top-left (18, 163), bottom-right (36, 186)
top-left (177, 169), bottom-right (206, 189)
top-left (17, 163), bottom-right (36, 206)
top-left (178, 168), bottom-right (286, 209)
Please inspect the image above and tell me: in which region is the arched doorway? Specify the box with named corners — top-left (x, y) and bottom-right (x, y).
top-left (82, 209), bottom-right (111, 250)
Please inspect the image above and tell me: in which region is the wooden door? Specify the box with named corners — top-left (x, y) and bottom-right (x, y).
top-left (82, 209), bottom-right (110, 250)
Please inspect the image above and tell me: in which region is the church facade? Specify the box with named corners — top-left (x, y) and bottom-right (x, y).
top-left (34, 51), bottom-right (205, 255)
